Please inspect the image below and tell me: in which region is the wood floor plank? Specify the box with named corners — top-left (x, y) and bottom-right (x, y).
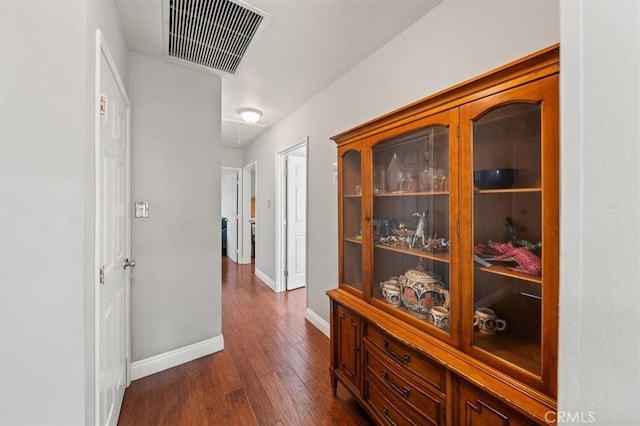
top-left (118, 257), bottom-right (373, 426)
top-left (202, 387), bottom-right (258, 426)
top-left (259, 369), bottom-right (332, 426)
top-left (221, 332), bottom-right (282, 426)
top-left (195, 349), bottom-right (243, 392)
top-left (305, 375), bottom-right (373, 426)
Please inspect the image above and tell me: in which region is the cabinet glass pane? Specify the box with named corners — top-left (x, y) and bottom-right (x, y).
top-left (372, 126), bottom-right (451, 333)
top-left (471, 102), bottom-right (542, 375)
top-left (341, 149), bottom-right (362, 291)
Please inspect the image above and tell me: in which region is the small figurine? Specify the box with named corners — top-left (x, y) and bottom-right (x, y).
top-left (475, 241), bottom-right (542, 276)
top-left (423, 234), bottom-right (449, 253)
top-left (506, 217), bottom-right (542, 252)
top-left (411, 211), bottom-right (429, 248)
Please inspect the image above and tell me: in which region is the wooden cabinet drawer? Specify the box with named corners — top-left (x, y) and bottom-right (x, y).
top-left (366, 375), bottom-right (426, 426)
top-left (365, 344), bottom-right (445, 425)
top-left (365, 323), bottom-right (446, 394)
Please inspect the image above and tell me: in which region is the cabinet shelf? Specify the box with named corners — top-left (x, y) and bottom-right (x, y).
top-left (475, 264), bottom-right (542, 284)
top-left (344, 194), bottom-right (362, 198)
top-left (371, 297), bottom-right (448, 326)
top-left (375, 190), bottom-right (448, 197)
top-left (473, 331), bottom-right (541, 376)
top-left (375, 243), bottom-right (450, 264)
top-left (474, 187), bottom-right (541, 194)
top-left (345, 237), bottom-right (363, 245)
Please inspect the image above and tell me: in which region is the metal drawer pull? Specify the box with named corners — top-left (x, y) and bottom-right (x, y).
top-left (383, 340), bottom-right (411, 364)
top-left (382, 370), bottom-right (410, 398)
top-left (382, 406), bottom-right (398, 426)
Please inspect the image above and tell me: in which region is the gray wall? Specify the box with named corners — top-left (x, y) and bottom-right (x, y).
top-left (129, 52), bottom-right (222, 361)
top-left (0, 0), bottom-right (129, 424)
top-left (222, 146), bottom-right (244, 168)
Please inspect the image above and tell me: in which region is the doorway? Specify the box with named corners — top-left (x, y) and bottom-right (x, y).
top-left (277, 138), bottom-right (308, 291)
top-left (94, 29), bottom-right (131, 426)
top-left (241, 162), bottom-right (257, 264)
top-left (221, 167), bottom-right (240, 262)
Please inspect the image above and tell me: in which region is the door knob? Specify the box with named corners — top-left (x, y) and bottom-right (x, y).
top-left (123, 258), bottom-right (136, 269)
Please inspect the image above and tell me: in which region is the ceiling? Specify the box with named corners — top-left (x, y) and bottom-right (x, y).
top-left (114, 0), bottom-right (442, 147)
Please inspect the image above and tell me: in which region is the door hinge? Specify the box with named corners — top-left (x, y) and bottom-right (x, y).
top-left (457, 124), bottom-right (460, 138)
top-left (284, 270), bottom-right (288, 277)
top-left (284, 168), bottom-right (288, 176)
top-left (100, 95), bottom-right (107, 115)
top-left (99, 266), bottom-right (105, 284)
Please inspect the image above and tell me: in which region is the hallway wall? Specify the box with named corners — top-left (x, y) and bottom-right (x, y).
top-left (0, 0), bottom-right (129, 424)
top-left (129, 52), bottom-right (222, 363)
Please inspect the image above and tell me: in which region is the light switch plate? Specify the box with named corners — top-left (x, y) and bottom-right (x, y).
top-left (135, 201), bottom-right (149, 218)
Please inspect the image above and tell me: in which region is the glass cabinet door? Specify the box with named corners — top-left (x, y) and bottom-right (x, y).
top-left (340, 147), bottom-right (363, 293)
top-left (462, 75), bottom-right (559, 391)
top-left (369, 111), bottom-right (458, 340)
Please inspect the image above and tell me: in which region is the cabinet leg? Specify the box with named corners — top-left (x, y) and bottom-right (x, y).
top-left (330, 370), bottom-right (338, 396)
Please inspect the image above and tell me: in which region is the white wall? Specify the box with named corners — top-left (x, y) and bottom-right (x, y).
top-left (222, 146), bottom-right (244, 168)
top-left (559, 1), bottom-right (640, 423)
top-left (243, 0), bottom-right (559, 323)
top-left (129, 53), bottom-right (222, 362)
top-left (0, 1), bottom-right (128, 424)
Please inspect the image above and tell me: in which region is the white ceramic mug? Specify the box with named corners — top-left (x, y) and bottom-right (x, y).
top-left (474, 307), bottom-right (507, 335)
top-left (380, 279), bottom-right (399, 292)
top-left (380, 281), bottom-right (401, 306)
top-left (428, 306), bottom-right (449, 331)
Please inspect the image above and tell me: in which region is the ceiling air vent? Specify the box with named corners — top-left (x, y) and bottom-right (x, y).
top-left (168, 0), bottom-right (264, 74)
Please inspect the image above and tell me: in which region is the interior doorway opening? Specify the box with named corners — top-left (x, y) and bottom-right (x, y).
top-left (241, 162), bottom-right (257, 264)
top-left (276, 138), bottom-right (308, 292)
top-left (221, 167), bottom-right (240, 262)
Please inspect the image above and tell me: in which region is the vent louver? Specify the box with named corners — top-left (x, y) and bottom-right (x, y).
top-left (168, 0), bottom-right (264, 74)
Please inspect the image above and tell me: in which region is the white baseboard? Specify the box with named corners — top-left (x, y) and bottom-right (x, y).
top-left (131, 335), bottom-right (224, 380)
top-left (255, 267), bottom-right (276, 292)
top-left (305, 308), bottom-right (330, 338)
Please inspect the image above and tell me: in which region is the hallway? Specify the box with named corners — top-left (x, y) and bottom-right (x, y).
top-left (118, 257), bottom-right (373, 425)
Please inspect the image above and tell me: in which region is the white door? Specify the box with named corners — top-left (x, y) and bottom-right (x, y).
top-left (286, 154), bottom-right (306, 290)
top-left (96, 31), bottom-right (130, 426)
top-left (222, 168), bottom-right (239, 262)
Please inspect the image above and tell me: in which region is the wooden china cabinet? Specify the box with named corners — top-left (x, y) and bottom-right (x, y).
top-left (328, 45), bottom-right (559, 425)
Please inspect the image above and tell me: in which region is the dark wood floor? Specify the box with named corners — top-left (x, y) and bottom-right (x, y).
top-left (118, 257), bottom-right (374, 425)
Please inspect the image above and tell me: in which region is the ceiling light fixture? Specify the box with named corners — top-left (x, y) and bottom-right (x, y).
top-left (238, 108), bottom-right (262, 124)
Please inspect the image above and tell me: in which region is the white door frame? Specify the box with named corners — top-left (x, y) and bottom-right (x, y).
top-left (275, 137), bottom-right (308, 293)
top-left (94, 29), bottom-right (131, 425)
top-left (222, 167), bottom-right (242, 262)
top-left (240, 162), bottom-right (257, 264)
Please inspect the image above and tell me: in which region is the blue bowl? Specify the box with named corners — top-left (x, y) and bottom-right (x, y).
top-left (474, 168), bottom-right (516, 189)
